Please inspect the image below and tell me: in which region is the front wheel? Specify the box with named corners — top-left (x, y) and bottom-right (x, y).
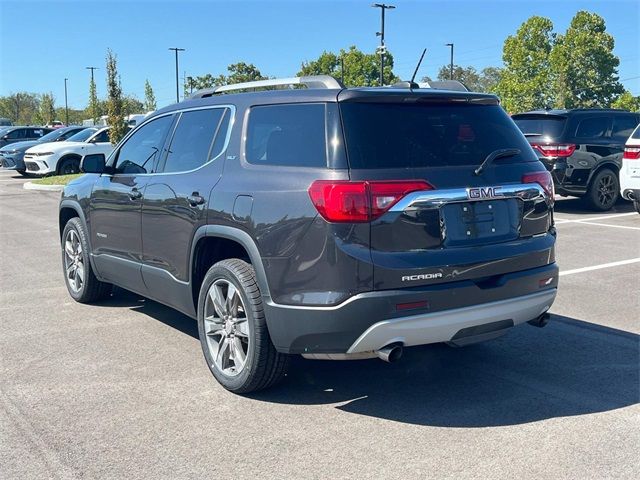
top-left (58, 157), bottom-right (80, 175)
top-left (62, 218), bottom-right (112, 303)
top-left (584, 168), bottom-right (619, 211)
top-left (197, 259), bottom-right (289, 393)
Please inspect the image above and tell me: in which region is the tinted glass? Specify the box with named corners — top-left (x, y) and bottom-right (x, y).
top-left (162, 108), bottom-right (226, 173)
top-left (632, 125), bottom-right (640, 140)
top-left (246, 104), bottom-right (326, 167)
top-left (611, 115), bottom-right (639, 141)
top-left (575, 117), bottom-right (609, 138)
top-left (59, 127), bottom-right (86, 140)
top-left (512, 115), bottom-right (566, 138)
top-left (67, 128), bottom-right (98, 142)
top-left (341, 103), bottom-right (532, 169)
top-left (31, 128), bottom-right (45, 137)
top-left (92, 130), bottom-right (111, 143)
top-left (114, 115), bottom-right (173, 174)
top-left (39, 129), bottom-right (68, 142)
top-left (6, 129), bottom-right (25, 139)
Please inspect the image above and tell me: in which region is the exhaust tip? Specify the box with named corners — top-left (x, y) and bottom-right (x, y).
top-left (528, 312), bottom-right (551, 328)
top-left (377, 343), bottom-right (403, 363)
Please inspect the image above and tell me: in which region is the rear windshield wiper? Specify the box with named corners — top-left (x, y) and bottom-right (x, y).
top-left (474, 148), bottom-right (521, 176)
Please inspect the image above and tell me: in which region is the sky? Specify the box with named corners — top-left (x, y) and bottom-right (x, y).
top-left (1, 0), bottom-right (638, 110)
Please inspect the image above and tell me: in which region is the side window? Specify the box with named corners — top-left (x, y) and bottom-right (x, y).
top-left (245, 104), bottom-right (326, 167)
top-left (611, 115), bottom-right (639, 141)
top-left (575, 117), bottom-right (609, 139)
top-left (92, 130), bottom-right (111, 143)
top-left (6, 129), bottom-right (25, 139)
top-left (113, 115), bottom-right (174, 174)
top-left (162, 108), bottom-right (228, 173)
top-left (61, 129), bottom-right (81, 140)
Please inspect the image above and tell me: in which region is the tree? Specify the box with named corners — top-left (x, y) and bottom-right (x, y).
top-left (611, 91), bottom-right (640, 112)
top-left (105, 49), bottom-right (127, 144)
top-left (0, 93), bottom-right (40, 124)
top-left (144, 79), bottom-right (156, 112)
top-left (433, 65), bottom-right (482, 91)
top-left (123, 95), bottom-right (144, 115)
top-left (37, 93), bottom-right (56, 125)
top-left (298, 45), bottom-right (398, 87)
top-left (550, 11), bottom-right (624, 108)
top-left (495, 16), bottom-right (555, 113)
top-left (184, 63), bottom-right (268, 96)
top-left (478, 67), bottom-right (503, 93)
top-left (87, 74), bottom-right (100, 124)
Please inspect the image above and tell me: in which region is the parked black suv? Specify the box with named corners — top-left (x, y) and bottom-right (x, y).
top-left (512, 109), bottom-right (640, 211)
top-left (59, 76), bottom-right (558, 393)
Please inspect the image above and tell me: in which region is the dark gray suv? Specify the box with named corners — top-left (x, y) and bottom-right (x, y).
top-left (59, 76), bottom-right (558, 393)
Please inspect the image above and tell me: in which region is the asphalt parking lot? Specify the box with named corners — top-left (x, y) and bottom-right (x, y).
top-left (1, 168), bottom-right (638, 479)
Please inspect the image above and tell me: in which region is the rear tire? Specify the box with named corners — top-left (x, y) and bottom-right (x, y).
top-left (62, 218), bottom-right (112, 303)
top-left (197, 259), bottom-right (289, 394)
top-left (634, 200), bottom-right (640, 215)
top-left (584, 168), bottom-right (619, 211)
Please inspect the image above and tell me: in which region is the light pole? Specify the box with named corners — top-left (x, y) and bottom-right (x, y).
top-left (169, 47), bottom-right (185, 103)
top-left (86, 66), bottom-right (99, 124)
top-left (64, 78), bottom-right (69, 126)
top-left (372, 3), bottom-right (395, 86)
top-left (446, 43), bottom-right (454, 80)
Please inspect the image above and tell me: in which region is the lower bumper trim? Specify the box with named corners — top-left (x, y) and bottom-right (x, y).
top-left (347, 289), bottom-right (557, 353)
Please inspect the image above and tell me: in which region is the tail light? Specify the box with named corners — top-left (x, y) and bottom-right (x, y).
top-left (522, 171), bottom-right (555, 198)
top-left (531, 143), bottom-right (576, 157)
top-left (308, 180), bottom-right (433, 223)
top-left (623, 147), bottom-right (640, 160)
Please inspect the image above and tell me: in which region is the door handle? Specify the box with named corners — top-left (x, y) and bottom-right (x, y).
top-left (129, 188), bottom-right (143, 200)
top-left (187, 193), bottom-right (205, 207)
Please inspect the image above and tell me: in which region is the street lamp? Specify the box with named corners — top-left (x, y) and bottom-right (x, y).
top-left (64, 78), bottom-right (69, 126)
top-left (445, 43), bottom-right (454, 80)
top-left (372, 3), bottom-right (395, 86)
top-left (169, 47), bottom-right (185, 103)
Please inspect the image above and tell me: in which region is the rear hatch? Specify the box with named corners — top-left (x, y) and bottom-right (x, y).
top-left (337, 93), bottom-right (555, 290)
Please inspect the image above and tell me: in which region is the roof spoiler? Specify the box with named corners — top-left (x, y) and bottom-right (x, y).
top-left (417, 80), bottom-right (469, 92)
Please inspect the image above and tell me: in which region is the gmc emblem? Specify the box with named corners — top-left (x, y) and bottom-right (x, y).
top-left (467, 186), bottom-right (503, 199)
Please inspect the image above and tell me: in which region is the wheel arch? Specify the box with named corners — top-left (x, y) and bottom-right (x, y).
top-left (586, 160), bottom-right (620, 188)
top-left (190, 225), bottom-right (272, 311)
top-left (56, 153), bottom-right (82, 174)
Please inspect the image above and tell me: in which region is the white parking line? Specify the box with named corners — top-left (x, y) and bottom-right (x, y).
top-left (560, 257), bottom-right (640, 276)
top-left (573, 221), bottom-right (640, 231)
top-left (554, 212), bottom-right (638, 223)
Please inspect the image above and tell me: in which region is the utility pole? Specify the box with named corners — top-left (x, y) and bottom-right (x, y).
top-left (169, 47), bottom-right (185, 103)
top-left (64, 78), bottom-right (69, 125)
top-left (446, 43), bottom-right (454, 80)
top-left (372, 3), bottom-right (395, 86)
top-left (86, 66), bottom-right (99, 124)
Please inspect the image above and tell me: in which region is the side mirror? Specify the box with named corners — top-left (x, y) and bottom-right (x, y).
top-left (80, 153), bottom-right (106, 174)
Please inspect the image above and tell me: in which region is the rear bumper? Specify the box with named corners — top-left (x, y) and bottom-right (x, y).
top-left (347, 289), bottom-right (556, 353)
top-left (264, 263), bottom-right (559, 354)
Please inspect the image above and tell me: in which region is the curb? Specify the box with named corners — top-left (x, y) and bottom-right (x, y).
top-left (23, 182), bottom-right (64, 192)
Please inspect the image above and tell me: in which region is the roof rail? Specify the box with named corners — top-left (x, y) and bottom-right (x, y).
top-left (190, 75), bottom-right (345, 99)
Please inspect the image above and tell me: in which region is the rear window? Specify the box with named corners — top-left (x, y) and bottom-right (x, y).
top-left (512, 115), bottom-right (566, 138)
top-left (245, 104), bottom-right (326, 167)
top-left (341, 103), bottom-right (533, 169)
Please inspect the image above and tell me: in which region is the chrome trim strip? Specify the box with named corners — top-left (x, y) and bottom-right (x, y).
top-left (390, 183), bottom-right (546, 211)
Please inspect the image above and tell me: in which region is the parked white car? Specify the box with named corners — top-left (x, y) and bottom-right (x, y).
top-left (620, 123), bottom-right (640, 214)
top-left (23, 127), bottom-right (114, 175)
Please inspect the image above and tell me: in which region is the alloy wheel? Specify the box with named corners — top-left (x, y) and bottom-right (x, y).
top-left (203, 279), bottom-right (250, 376)
top-left (64, 229), bottom-right (84, 292)
top-left (597, 174), bottom-right (616, 207)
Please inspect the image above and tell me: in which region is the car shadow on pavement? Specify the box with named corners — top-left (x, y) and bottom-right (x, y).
top-left (98, 289), bottom-right (639, 428)
top-left (553, 197), bottom-right (634, 215)
top-left (250, 314), bottom-right (639, 427)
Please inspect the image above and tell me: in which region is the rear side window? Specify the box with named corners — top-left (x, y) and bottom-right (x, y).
top-left (512, 115), bottom-right (566, 138)
top-left (341, 103), bottom-right (533, 169)
top-left (632, 124), bottom-right (640, 140)
top-left (611, 115), bottom-right (639, 141)
top-left (575, 117), bottom-right (609, 138)
top-left (246, 104), bottom-right (326, 167)
top-left (92, 130), bottom-right (111, 143)
top-left (6, 129), bottom-right (25, 139)
top-left (162, 107), bottom-right (229, 173)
